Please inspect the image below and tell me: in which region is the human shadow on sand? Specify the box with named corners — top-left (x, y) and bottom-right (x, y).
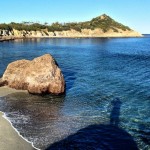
top-left (46, 98), bottom-right (138, 150)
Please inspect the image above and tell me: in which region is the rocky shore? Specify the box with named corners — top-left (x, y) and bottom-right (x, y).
top-left (0, 28), bottom-right (143, 42)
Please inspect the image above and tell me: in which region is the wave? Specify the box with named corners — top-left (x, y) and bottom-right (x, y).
top-left (0, 110), bottom-right (40, 150)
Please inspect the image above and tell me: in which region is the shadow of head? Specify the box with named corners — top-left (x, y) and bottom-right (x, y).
top-left (46, 124), bottom-right (138, 150)
top-left (110, 97), bottom-right (122, 126)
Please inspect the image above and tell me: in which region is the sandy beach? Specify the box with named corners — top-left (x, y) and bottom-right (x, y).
top-left (0, 86), bottom-right (27, 97)
top-left (0, 86), bottom-right (35, 150)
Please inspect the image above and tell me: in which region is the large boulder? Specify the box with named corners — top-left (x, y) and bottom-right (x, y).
top-left (0, 54), bottom-right (65, 94)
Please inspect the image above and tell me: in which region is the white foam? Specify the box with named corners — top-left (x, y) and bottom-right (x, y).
top-left (0, 111), bottom-right (41, 150)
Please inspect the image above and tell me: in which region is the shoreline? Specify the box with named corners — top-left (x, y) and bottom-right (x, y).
top-left (0, 35), bottom-right (144, 42)
top-left (0, 111), bottom-right (39, 150)
top-left (0, 86), bottom-right (39, 150)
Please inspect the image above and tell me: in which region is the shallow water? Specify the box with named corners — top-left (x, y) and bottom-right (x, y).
top-left (0, 36), bottom-right (150, 149)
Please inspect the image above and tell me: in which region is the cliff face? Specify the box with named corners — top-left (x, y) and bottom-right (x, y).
top-left (53, 28), bottom-right (142, 37)
top-left (0, 28), bottom-right (142, 39)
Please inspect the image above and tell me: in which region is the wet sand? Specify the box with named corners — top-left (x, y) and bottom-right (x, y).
top-left (0, 86), bottom-right (27, 97)
top-left (0, 86), bottom-right (35, 150)
top-left (0, 112), bottom-right (35, 150)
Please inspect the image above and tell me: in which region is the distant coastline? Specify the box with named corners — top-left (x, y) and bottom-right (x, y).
top-left (0, 28), bottom-right (143, 42)
top-left (0, 14), bottom-right (143, 42)
top-left (0, 32), bottom-right (143, 42)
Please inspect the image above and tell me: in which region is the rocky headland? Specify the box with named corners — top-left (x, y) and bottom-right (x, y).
top-left (0, 54), bottom-right (65, 95)
top-left (0, 14), bottom-right (142, 41)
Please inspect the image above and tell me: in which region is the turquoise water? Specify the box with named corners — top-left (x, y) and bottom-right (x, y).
top-left (0, 37), bottom-right (150, 149)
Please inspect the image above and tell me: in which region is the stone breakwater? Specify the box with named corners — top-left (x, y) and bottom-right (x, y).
top-left (0, 28), bottom-right (143, 41)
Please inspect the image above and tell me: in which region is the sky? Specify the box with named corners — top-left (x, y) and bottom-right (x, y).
top-left (0, 0), bottom-right (150, 33)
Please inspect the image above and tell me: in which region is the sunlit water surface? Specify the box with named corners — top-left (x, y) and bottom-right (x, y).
top-left (0, 36), bottom-right (150, 149)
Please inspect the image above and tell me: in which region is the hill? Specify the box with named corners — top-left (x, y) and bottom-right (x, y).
top-left (0, 14), bottom-right (142, 39)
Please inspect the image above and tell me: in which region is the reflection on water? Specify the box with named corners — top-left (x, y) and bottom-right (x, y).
top-left (0, 37), bottom-right (150, 149)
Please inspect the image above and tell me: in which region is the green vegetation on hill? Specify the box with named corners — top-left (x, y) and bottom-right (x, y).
top-left (0, 23), bottom-right (12, 30)
top-left (0, 14), bottom-right (131, 32)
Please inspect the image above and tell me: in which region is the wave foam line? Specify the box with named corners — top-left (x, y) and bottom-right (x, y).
top-left (0, 111), bottom-right (41, 150)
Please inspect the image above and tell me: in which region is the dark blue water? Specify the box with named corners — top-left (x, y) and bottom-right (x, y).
top-left (0, 36), bottom-right (150, 150)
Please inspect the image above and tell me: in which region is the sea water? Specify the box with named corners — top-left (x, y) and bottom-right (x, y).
top-left (0, 36), bottom-right (150, 149)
